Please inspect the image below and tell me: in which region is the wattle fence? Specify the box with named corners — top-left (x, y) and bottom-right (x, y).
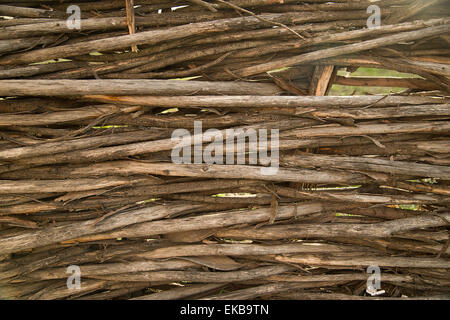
top-left (0, 0), bottom-right (449, 300)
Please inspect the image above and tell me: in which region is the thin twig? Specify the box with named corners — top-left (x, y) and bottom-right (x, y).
top-left (188, 0), bottom-right (218, 12)
top-left (125, 0), bottom-right (138, 52)
top-left (215, 0), bottom-right (306, 40)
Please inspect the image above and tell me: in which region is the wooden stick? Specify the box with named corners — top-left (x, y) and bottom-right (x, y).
top-left (276, 254), bottom-right (450, 268)
top-left (132, 283), bottom-right (225, 300)
top-left (85, 265), bottom-right (294, 282)
top-left (187, 0), bottom-right (218, 12)
top-left (125, 0), bottom-right (138, 52)
top-left (281, 153), bottom-right (450, 180)
top-left (215, 212), bottom-right (450, 239)
top-left (0, 80), bottom-right (281, 96)
top-left (0, 161), bottom-right (373, 185)
top-left (77, 95), bottom-right (446, 108)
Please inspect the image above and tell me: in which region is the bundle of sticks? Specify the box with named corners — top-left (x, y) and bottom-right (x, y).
top-left (0, 0), bottom-right (449, 300)
top-left (0, 0), bottom-right (448, 85)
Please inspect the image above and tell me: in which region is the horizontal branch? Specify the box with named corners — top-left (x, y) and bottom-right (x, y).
top-left (0, 80), bottom-right (281, 96)
top-left (79, 95), bottom-right (446, 108)
top-left (215, 212), bottom-right (450, 239)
